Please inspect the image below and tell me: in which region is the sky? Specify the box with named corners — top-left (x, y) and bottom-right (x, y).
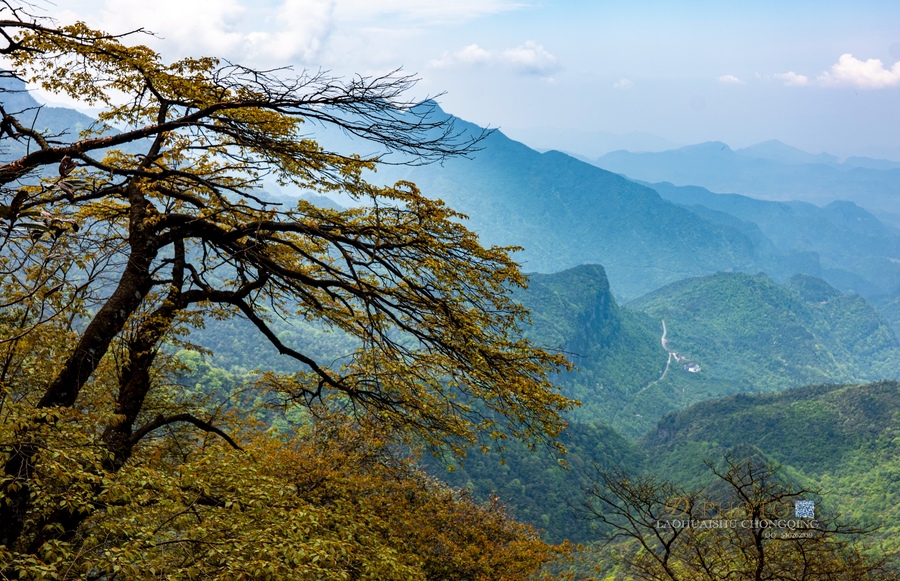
top-left (32, 0), bottom-right (900, 159)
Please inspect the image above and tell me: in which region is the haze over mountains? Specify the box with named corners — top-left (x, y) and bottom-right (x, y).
top-left (595, 140), bottom-right (900, 220)
top-left (501, 126), bottom-right (683, 159)
top-left (360, 104), bottom-right (900, 302)
top-left (10, 80), bottom-right (897, 302)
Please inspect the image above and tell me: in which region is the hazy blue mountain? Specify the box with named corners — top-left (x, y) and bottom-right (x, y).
top-left (0, 75), bottom-right (99, 160)
top-left (503, 126), bottom-right (682, 159)
top-left (10, 86), bottom-right (899, 303)
top-left (595, 141), bottom-right (900, 215)
top-left (841, 156), bottom-right (900, 171)
top-left (735, 139), bottom-right (838, 165)
top-left (650, 181), bottom-right (900, 297)
top-left (367, 109), bottom-right (769, 299)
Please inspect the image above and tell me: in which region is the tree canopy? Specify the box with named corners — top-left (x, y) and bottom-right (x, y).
top-left (0, 3), bottom-right (574, 577)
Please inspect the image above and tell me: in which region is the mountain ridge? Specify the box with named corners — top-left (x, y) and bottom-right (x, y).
top-left (595, 141), bottom-right (900, 215)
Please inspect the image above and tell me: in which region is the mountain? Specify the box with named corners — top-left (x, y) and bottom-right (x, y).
top-left (365, 107), bottom-right (900, 299)
top-left (0, 75), bottom-right (99, 160)
top-left (650, 181), bottom-right (900, 297)
top-left (642, 380), bottom-right (900, 540)
top-left (516, 264), bottom-right (666, 436)
top-left (427, 378), bottom-right (900, 546)
top-left (8, 86), bottom-right (898, 303)
top-left (735, 139), bottom-right (838, 166)
top-left (367, 110), bottom-right (770, 299)
top-left (595, 141), bottom-right (900, 216)
top-left (514, 267), bottom-right (900, 438)
top-left (190, 263), bottom-right (900, 443)
top-left (629, 272), bottom-right (900, 394)
top-left (503, 126), bottom-right (682, 159)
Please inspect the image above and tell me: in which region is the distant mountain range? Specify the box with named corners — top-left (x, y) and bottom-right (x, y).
top-left (361, 106), bottom-right (900, 299)
top-left (649, 182), bottom-right (900, 297)
top-left (595, 140), bottom-right (900, 218)
top-left (6, 84), bottom-right (898, 301)
top-left (501, 126), bottom-right (683, 159)
top-left (375, 119), bottom-right (764, 299)
top-left (0, 76), bottom-right (98, 160)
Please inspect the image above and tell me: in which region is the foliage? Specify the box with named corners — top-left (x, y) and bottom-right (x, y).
top-left (872, 288), bottom-right (900, 345)
top-left (0, 5), bottom-right (573, 577)
top-left (0, 401), bottom-right (567, 579)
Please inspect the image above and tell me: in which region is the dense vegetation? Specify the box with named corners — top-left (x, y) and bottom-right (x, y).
top-left (511, 267), bottom-right (900, 437)
top-left (630, 272), bottom-right (900, 394)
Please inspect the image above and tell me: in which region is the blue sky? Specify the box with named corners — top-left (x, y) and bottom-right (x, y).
top-left (49, 1), bottom-right (900, 158)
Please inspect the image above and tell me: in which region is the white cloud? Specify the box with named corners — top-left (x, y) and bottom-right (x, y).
top-left (718, 74), bottom-right (744, 85)
top-left (243, 0), bottom-right (336, 63)
top-left (48, 0), bottom-right (533, 72)
top-left (502, 41), bottom-right (560, 76)
top-left (818, 53), bottom-right (900, 88)
top-left (774, 71), bottom-right (809, 86)
top-left (61, 0), bottom-right (339, 66)
top-left (430, 44), bottom-right (492, 68)
top-left (613, 78), bottom-right (633, 90)
top-left (430, 41), bottom-right (561, 77)
top-left (92, 0), bottom-right (248, 57)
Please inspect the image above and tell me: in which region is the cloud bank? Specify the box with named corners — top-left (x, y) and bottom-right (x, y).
top-left (773, 54), bottom-right (900, 89)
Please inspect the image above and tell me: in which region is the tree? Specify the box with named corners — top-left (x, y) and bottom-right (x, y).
top-left (585, 456), bottom-right (897, 581)
top-left (0, 3), bottom-right (574, 575)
